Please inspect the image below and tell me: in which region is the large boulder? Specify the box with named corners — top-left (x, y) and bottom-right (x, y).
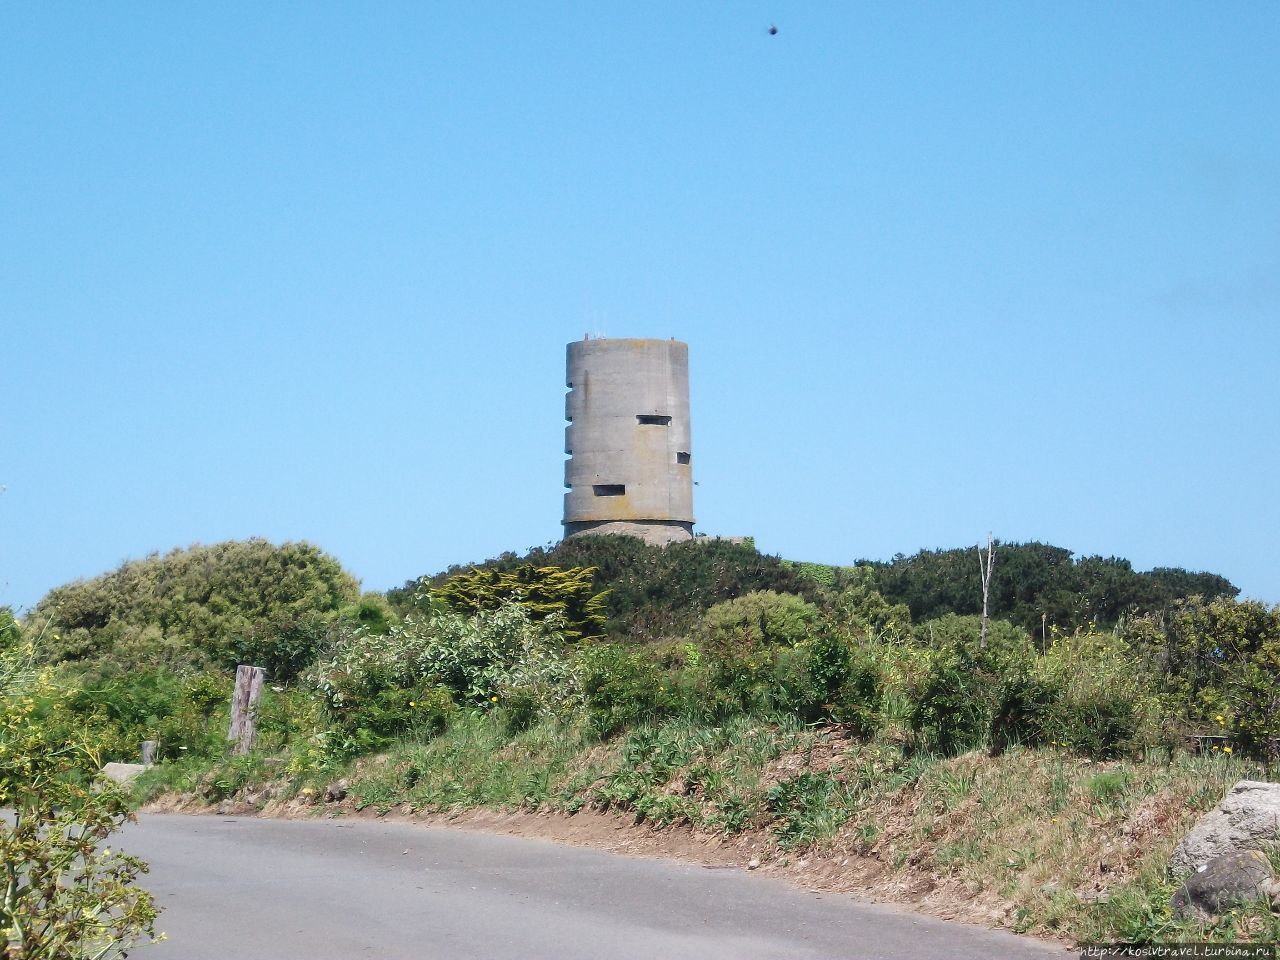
top-left (1169, 780), bottom-right (1280, 877)
top-left (1170, 850), bottom-right (1275, 921)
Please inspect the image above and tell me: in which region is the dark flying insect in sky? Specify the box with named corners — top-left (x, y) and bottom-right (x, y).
top-left (769, 24), bottom-right (778, 35)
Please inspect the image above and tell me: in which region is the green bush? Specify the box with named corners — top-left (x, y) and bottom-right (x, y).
top-left (865, 542), bottom-right (1237, 634)
top-left (324, 681), bottom-right (457, 754)
top-left (404, 535), bottom-right (821, 643)
top-left (575, 642), bottom-right (679, 737)
top-left (1125, 596), bottom-right (1280, 758)
top-left (907, 615), bottom-right (1035, 754)
top-left (432, 564), bottom-right (607, 642)
top-left (1, 642), bottom-right (158, 956)
top-left (54, 665), bottom-right (231, 763)
top-left (701, 591), bottom-right (821, 651)
top-left (316, 603), bottom-right (576, 756)
top-left (31, 539), bottom-right (359, 672)
top-left (825, 569), bottom-right (914, 643)
top-left (0, 606), bottom-right (19, 651)
top-left (828, 639), bottom-right (883, 734)
top-left (227, 614), bottom-right (342, 684)
top-left (1031, 632), bottom-right (1155, 759)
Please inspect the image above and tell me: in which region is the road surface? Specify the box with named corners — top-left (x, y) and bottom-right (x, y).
top-left (118, 813), bottom-right (1069, 960)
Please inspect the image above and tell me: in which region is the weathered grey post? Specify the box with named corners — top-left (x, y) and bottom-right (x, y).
top-left (227, 665), bottom-right (266, 756)
top-left (140, 740), bottom-right (157, 765)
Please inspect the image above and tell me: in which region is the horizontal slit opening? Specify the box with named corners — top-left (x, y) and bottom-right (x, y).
top-left (593, 484), bottom-right (625, 497)
top-left (636, 414), bottom-right (672, 426)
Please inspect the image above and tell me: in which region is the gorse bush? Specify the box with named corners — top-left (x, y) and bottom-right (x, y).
top-left (1125, 596), bottom-right (1280, 758)
top-left (32, 539), bottom-right (359, 672)
top-left (701, 590), bottom-right (821, 651)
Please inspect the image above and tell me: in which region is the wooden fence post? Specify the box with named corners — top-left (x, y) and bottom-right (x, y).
top-left (227, 665), bottom-right (267, 756)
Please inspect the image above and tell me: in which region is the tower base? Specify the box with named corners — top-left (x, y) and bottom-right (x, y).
top-left (563, 519), bottom-right (693, 547)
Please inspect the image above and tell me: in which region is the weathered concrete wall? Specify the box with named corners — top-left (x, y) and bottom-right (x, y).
top-left (563, 519), bottom-right (693, 545)
top-left (562, 338), bottom-right (694, 545)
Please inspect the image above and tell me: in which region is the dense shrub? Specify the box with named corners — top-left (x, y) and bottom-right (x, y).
top-left (904, 618), bottom-right (1159, 759)
top-left (401, 535), bottom-right (821, 643)
top-left (315, 603), bottom-right (575, 755)
top-left (226, 614), bottom-right (344, 684)
top-left (431, 564), bottom-right (607, 641)
top-left (825, 639), bottom-right (883, 734)
top-left (31, 539), bottom-right (360, 672)
top-left (55, 666), bottom-right (231, 763)
top-left (1126, 596), bottom-right (1280, 758)
top-left (864, 542), bottom-right (1237, 634)
top-left (907, 615), bottom-right (1035, 754)
top-left (701, 591), bottom-right (821, 651)
top-left (825, 572), bottom-right (914, 643)
top-left (0, 606), bottom-right (19, 650)
top-left (1030, 632), bottom-right (1157, 758)
top-left (325, 681), bottom-right (457, 755)
top-left (575, 642), bottom-right (680, 737)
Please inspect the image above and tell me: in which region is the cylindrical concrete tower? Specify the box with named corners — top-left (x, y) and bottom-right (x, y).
top-left (562, 337), bottom-right (694, 545)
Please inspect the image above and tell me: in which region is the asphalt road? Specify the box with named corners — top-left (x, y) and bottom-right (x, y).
top-left (118, 814), bottom-right (1070, 960)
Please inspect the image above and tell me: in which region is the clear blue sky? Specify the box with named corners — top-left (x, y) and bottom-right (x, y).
top-left (4, 3), bottom-right (1278, 612)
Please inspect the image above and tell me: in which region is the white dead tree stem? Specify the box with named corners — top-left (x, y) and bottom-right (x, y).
top-left (978, 534), bottom-right (996, 650)
top-left (227, 665), bottom-right (266, 755)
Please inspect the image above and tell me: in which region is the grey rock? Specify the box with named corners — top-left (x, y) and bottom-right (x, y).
top-left (1171, 850), bottom-right (1274, 921)
top-left (1170, 780), bottom-right (1280, 877)
top-left (101, 762), bottom-right (148, 784)
top-left (324, 779), bottom-right (349, 803)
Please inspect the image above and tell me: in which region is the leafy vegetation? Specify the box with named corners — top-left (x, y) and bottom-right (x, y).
top-left (31, 539), bottom-right (360, 673)
top-left (0, 641), bottom-right (158, 957)
top-left (398, 536), bottom-right (821, 642)
top-left (430, 563), bottom-right (607, 641)
top-left (858, 542), bottom-right (1237, 634)
top-left (11, 532), bottom-right (1276, 948)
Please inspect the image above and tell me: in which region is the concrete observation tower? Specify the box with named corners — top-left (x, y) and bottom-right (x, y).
top-left (562, 337), bottom-right (694, 546)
